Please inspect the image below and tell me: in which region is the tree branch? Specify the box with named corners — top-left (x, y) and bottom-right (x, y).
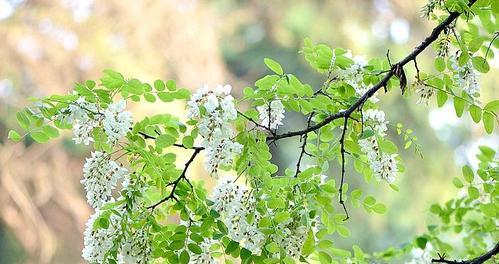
top-left (338, 116), bottom-right (350, 220)
top-left (268, 0), bottom-right (477, 141)
top-left (147, 148), bottom-right (202, 210)
top-left (432, 242), bottom-right (499, 264)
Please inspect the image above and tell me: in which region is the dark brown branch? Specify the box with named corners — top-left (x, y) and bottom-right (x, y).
top-left (268, 0), bottom-right (477, 142)
top-left (293, 113), bottom-right (314, 178)
top-left (338, 116), bottom-right (350, 220)
top-left (147, 148), bottom-right (202, 210)
top-left (432, 242), bottom-right (499, 264)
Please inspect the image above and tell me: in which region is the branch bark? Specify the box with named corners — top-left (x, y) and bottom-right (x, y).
top-left (268, 0), bottom-right (477, 141)
top-left (432, 242), bottom-right (499, 264)
top-left (147, 147), bottom-right (202, 210)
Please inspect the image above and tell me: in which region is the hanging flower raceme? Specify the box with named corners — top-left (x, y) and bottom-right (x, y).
top-left (337, 53), bottom-right (380, 103)
top-left (358, 109), bottom-right (398, 183)
top-left (81, 151), bottom-right (128, 209)
top-left (415, 82), bottom-right (434, 105)
top-left (103, 100), bottom-right (133, 144)
top-left (118, 226), bottom-right (152, 264)
top-left (211, 176), bottom-right (265, 255)
top-left (450, 54), bottom-right (480, 96)
top-left (62, 97), bottom-right (100, 145)
top-left (189, 238), bottom-right (218, 264)
top-left (59, 97), bottom-right (133, 145)
top-left (187, 84), bottom-right (242, 176)
top-left (82, 209), bottom-right (120, 263)
top-left (256, 99), bottom-right (285, 130)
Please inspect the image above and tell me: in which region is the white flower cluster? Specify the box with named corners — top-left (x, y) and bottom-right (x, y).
top-left (82, 208), bottom-right (151, 264)
top-left (256, 100), bottom-right (285, 130)
top-left (121, 174), bottom-right (145, 211)
top-left (189, 239), bottom-right (218, 264)
top-left (61, 98), bottom-right (133, 145)
top-left (66, 97), bottom-right (99, 145)
top-left (415, 84), bottom-right (434, 105)
top-left (405, 243), bottom-right (433, 264)
top-left (211, 177), bottom-right (265, 255)
top-left (270, 209), bottom-right (308, 259)
top-left (82, 209), bottom-right (119, 263)
top-left (103, 100), bottom-right (133, 144)
top-left (450, 55), bottom-right (480, 96)
top-left (337, 54), bottom-right (379, 103)
top-left (118, 227), bottom-right (152, 264)
top-left (187, 85), bottom-right (242, 176)
top-left (358, 109), bottom-right (398, 183)
top-left (81, 151), bottom-right (128, 209)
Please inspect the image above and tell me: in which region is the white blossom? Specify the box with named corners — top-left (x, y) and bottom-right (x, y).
top-left (337, 53), bottom-right (379, 103)
top-left (450, 55), bottom-right (480, 96)
top-left (189, 239), bottom-right (218, 264)
top-left (64, 97), bottom-right (100, 145)
top-left (73, 118), bottom-right (98, 145)
top-left (82, 209), bottom-right (119, 263)
top-left (103, 100), bottom-right (133, 144)
top-left (405, 243), bottom-right (433, 264)
top-left (211, 176), bottom-right (265, 255)
top-left (359, 137), bottom-right (398, 183)
top-left (257, 100), bottom-right (285, 130)
top-left (415, 85), bottom-right (434, 105)
top-left (205, 138), bottom-right (243, 175)
top-left (81, 151), bottom-right (128, 208)
top-left (118, 227), bottom-right (151, 264)
top-left (187, 84), bottom-right (242, 176)
top-left (363, 109), bottom-right (388, 135)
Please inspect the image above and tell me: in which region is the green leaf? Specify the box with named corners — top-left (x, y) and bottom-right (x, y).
top-left (462, 165), bottom-right (474, 183)
top-left (175, 88), bottom-right (191, 99)
top-left (225, 241), bottom-right (239, 254)
top-left (337, 226), bottom-right (350, 237)
top-left (469, 105), bottom-right (482, 123)
top-left (471, 56), bottom-right (489, 73)
top-left (484, 100), bottom-right (499, 113)
top-left (363, 196), bottom-right (376, 206)
top-left (16, 111), bottom-right (30, 130)
top-left (482, 112), bottom-right (495, 134)
top-left (179, 250), bottom-right (190, 264)
top-left (468, 186), bottom-right (479, 200)
top-left (8, 130), bottom-right (22, 142)
top-left (98, 217), bottom-right (109, 229)
top-left (372, 203), bottom-right (387, 214)
top-left (158, 92), bottom-right (174, 102)
top-left (166, 80), bottom-right (177, 91)
top-left (274, 211), bottom-right (290, 224)
top-left (42, 125), bottom-right (59, 138)
top-left (265, 242), bottom-right (280, 253)
top-left (301, 229), bottom-right (315, 256)
top-left (452, 177), bottom-right (464, 188)
top-left (434, 57), bottom-right (446, 72)
top-left (453, 97), bottom-right (465, 117)
top-left (154, 80), bottom-right (165, 91)
top-left (264, 58), bottom-right (284, 75)
top-left (188, 243), bottom-right (203, 254)
top-left (480, 203), bottom-right (496, 217)
top-left (468, 38), bottom-right (483, 52)
top-left (436, 90), bottom-right (448, 107)
top-left (156, 134), bottom-right (176, 148)
top-left (30, 131), bottom-right (49, 143)
top-left (416, 236), bottom-right (428, 249)
top-left (144, 93), bottom-right (156, 103)
top-left (182, 136), bottom-right (194, 148)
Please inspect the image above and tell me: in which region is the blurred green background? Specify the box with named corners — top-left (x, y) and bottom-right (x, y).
top-left (0, 0), bottom-right (497, 263)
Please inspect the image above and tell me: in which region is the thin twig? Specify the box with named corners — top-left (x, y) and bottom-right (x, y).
top-left (147, 148), bottom-right (202, 210)
top-left (432, 242), bottom-right (499, 264)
